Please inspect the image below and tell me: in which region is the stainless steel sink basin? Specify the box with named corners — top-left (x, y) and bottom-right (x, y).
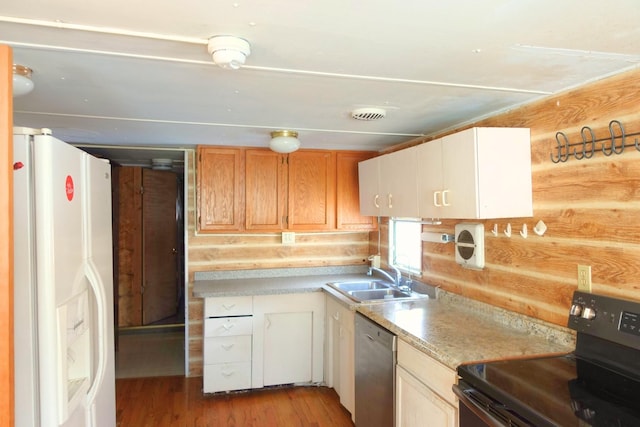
top-left (327, 279), bottom-right (428, 303)
top-left (330, 280), bottom-right (393, 292)
top-left (348, 288), bottom-right (411, 300)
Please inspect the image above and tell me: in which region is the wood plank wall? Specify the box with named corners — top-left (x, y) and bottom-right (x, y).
top-left (184, 150), bottom-right (372, 376)
top-left (382, 68), bottom-right (640, 327)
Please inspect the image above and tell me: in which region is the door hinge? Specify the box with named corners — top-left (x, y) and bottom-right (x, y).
top-left (139, 186), bottom-right (144, 195)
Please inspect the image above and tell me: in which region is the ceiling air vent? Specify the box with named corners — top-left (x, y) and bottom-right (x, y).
top-left (351, 107), bottom-right (386, 121)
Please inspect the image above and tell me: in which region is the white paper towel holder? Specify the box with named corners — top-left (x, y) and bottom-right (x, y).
top-left (454, 223), bottom-right (485, 269)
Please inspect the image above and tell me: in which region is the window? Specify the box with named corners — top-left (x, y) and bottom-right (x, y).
top-left (389, 218), bottom-right (422, 275)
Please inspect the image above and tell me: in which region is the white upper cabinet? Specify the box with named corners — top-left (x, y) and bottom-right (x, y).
top-left (418, 127), bottom-right (532, 219)
top-left (358, 146), bottom-right (420, 218)
top-left (358, 156), bottom-right (381, 216)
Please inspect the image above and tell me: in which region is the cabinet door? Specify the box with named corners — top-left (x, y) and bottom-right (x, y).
top-left (358, 156), bottom-right (381, 216)
top-left (197, 147), bottom-right (244, 231)
top-left (441, 128), bottom-right (480, 218)
top-left (379, 147), bottom-right (419, 217)
top-left (263, 311), bottom-right (313, 386)
top-left (245, 149), bottom-right (287, 230)
top-left (336, 152), bottom-right (377, 230)
top-left (325, 297), bottom-right (341, 389)
top-left (417, 140), bottom-right (444, 219)
top-left (396, 366), bottom-right (457, 427)
top-left (338, 308), bottom-right (355, 418)
top-left (288, 150), bottom-right (336, 230)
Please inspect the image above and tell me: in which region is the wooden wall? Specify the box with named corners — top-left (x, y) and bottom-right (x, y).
top-left (184, 150), bottom-right (372, 376)
top-left (383, 67), bottom-right (640, 327)
top-left (0, 44), bottom-right (14, 427)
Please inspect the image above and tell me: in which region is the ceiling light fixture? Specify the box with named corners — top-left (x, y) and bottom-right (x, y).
top-left (270, 130), bottom-right (300, 153)
top-left (207, 35), bottom-right (251, 70)
top-left (13, 64), bottom-right (34, 97)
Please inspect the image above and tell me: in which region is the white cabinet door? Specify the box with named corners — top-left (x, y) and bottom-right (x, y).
top-left (263, 311), bottom-right (312, 386)
top-left (440, 129), bottom-right (480, 218)
top-left (379, 147), bottom-right (419, 217)
top-left (358, 157), bottom-right (381, 216)
top-left (396, 366), bottom-right (457, 427)
top-left (417, 139), bottom-right (444, 219)
top-left (252, 293), bottom-right (325, 389)
top-left (325, 295), bottom-right (355, 419)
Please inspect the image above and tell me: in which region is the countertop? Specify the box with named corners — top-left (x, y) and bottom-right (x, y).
top-left (193, 269), bottom-right (575, 371)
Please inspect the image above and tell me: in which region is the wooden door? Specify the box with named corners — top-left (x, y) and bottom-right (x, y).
top-left (336, 151), bottom-right (377, 230)
top-left (245, 149), bottom-right (287, 230)
top-left (197, 147), bottom-right (244, 232)
top-left (287, 150), bottom-right (336, 230)
top-left (142, 168), bottom-right (178, 325)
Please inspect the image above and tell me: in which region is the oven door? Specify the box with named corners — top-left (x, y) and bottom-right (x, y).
top-left (453, 381), bottom-right (533, 427)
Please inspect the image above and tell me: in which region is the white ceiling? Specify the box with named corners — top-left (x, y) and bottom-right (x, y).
top-left (3, 0), bottom-right (640, 166)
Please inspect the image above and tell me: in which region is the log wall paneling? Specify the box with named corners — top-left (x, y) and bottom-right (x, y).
top-left (382, 68), bottom-right (640, 327)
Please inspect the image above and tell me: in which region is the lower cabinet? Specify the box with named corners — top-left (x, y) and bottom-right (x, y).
top-left (202, 297), bottom-right (253, 393)
top-left (325, 294), bottom-right (355, 420)
top-left (252, 292), bottom-right (325, 389)
top-left (396, 339), bottom-right (458, 427)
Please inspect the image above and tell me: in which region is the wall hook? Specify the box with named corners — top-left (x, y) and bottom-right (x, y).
top-left (491, 224), bottom-right (498, 236)
top-left (504, 223), bottom-right (512, 238)
top-left (533, 220), bottom-right (547, 236)
top-left (520, 224), bottom-right (528, 239)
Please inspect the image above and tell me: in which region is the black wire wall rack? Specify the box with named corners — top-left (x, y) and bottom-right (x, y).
top-left (550, 120), bottom-right (640, 163)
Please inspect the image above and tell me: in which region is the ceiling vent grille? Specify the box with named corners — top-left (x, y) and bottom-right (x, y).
top-left (351, 107), bottom-right (386, 121)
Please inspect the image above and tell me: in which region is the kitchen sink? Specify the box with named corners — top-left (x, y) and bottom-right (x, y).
top-left (330, 280), bottom-right (393, 292)
top-left (349, 288), bottom-right (412, 300)
top-left (327, 279), bottom-right (428, 303)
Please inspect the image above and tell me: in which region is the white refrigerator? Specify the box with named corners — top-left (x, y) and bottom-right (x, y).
top-left (13, 128), bottom-right (116, 427)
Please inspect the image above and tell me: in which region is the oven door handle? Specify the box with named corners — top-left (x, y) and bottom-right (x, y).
top-left (453, 384), bottom-right (511, 427)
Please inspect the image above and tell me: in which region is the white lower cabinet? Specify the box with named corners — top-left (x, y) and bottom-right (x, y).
top-left (203, 296), bottom-right (253, 393)
top-left (325, 294), bottom-right (355, 420)
top-left (252, 292), bottom-right (325, 388)
top-left (396, 339), bottom-right (458, 427)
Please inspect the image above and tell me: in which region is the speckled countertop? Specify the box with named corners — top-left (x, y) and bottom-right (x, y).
top-left (193, 267), bottom-right (575, 371)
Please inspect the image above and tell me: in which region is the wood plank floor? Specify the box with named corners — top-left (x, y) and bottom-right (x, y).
top-left (116, 376), bottom-right (355, 427)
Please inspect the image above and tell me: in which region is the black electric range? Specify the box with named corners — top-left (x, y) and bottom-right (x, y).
top-left (455, 291), bottom-right (640, 427)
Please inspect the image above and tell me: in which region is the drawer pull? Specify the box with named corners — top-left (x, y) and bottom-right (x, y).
top-left (221, 343), bottom-right (235, 351)
top-left (222, 323), bottom-right (235, 331)
top-left (222, 303), bottom-right (236, 311)
top-left (332, 313), bottom-right (340, 321)
top-left (221, 370), bottom-right (235, 377)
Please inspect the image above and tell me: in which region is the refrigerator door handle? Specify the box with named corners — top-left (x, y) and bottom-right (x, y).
top-left (84, 259), bottom-right (108, 427)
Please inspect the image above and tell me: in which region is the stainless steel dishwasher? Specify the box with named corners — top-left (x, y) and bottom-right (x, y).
top-left (354, 313), bottom-right (397, 427)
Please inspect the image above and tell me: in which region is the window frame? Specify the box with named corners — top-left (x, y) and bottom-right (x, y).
top-left (388, 218), bottom-right (422, 276)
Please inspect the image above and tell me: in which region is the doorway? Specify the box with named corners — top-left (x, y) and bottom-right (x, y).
top-left (113, 166), bottom-right (184, 328)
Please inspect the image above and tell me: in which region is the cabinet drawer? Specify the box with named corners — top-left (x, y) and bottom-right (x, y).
top-left (204, 335), bottom-right (252, 364)
top-left (205, 296), bottom-right (253, 317)
top-left (205, 316), bottom-right (252, 337)
top-left (203, 362), bottom-right (251, 393)
top-left (397, 339), bottom-right (457, 405)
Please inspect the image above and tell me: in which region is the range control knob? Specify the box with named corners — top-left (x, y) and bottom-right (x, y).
top-left (570, 304), bottom-right (583, 317)
top-left (582, 307), bottom-right (596, 320)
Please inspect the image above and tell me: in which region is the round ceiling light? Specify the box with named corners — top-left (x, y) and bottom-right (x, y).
top-left (270, 130), bottom-right (300, 153)
top-left (207, 36), bottom-right (251, 70)
top-left (13, 64), bottom-right (34, 97)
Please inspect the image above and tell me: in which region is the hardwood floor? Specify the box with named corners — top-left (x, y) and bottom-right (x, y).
top-left (116, 376), bottom-right (355, 427)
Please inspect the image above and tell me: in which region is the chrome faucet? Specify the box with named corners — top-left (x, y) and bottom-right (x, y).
top-left (367, 266), bottom-right (402, 286)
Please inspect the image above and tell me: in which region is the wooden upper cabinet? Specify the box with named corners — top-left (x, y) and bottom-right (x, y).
top-left (197, 146), bottom-right (244, 232)
top-left (245, 149), bottom-right (287, 231)
top-left (287, 150), bottom-right (336, 230)
top-left (336, 151), bottom-right (378, 230)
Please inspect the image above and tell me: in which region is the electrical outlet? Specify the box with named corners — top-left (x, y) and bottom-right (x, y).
top-left (577, 264), bottom-right (592, 292)
top-left (282, 231), bottom-right (295, 245)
